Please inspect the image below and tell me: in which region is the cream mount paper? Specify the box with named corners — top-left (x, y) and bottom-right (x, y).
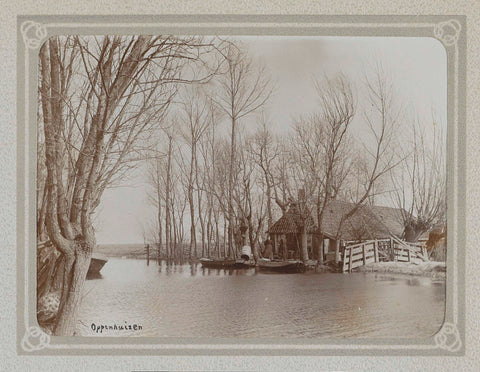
top-left (17, 14), bottom-right (466, 356)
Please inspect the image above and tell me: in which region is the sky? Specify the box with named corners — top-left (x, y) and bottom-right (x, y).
top-left (94, 36), bottom-right (447, 244)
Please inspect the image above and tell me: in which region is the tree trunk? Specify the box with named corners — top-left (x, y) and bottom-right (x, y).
top-left (248, 220), bottom-right (259, 262)
top-left (53, 242), bottom-right (92, 336)
top-left (188, 142), bottom-right (196, 259)
top-left (165, 136), bottom-right (172, 260)
top-left (156, 159), bottom-right (162, 263)
top-left (334, 240), bottom-right (340, 264)
top-left (301, 226), bottom-right (309, 263)
top-left (223, 217), bottom-right (227, 258)
top-left (37, 185), bottom-right (48, 241)
top-left (265, 176), bottom-right (273, 230)
top-left (206, 205), bottom-right (212, 257)
top-left (317, 235), bottom-right (324, 264)
top-left (228, 117), bottom-right (236, 258)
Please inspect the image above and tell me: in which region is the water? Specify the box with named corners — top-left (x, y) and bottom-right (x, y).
top-left (76, 258), bottom-right (445, 338)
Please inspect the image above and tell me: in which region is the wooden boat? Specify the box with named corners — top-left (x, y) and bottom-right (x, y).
top-left (233, 259), bottom-right (256, 269)
top-left (199, 258), bottom-right (237, 269)
top-left (199, 257), bottom-right (255, 269)
top-left (258, 258), bottom-right (306, 273)
top-left (87, 253), bottom-right (108, 275)
top-left (38, 240), bottom-right (109, 295)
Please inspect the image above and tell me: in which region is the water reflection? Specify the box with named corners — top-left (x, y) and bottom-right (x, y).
top-left (79, 258), bottom-right (446, 338)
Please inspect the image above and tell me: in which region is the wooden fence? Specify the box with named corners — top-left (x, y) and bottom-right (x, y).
top-left (342, 237), bottom-right (429, 273)
top-left (342, 240), bottom-right (379, 273)
top-left (390, 236), bottom-right (429, 263)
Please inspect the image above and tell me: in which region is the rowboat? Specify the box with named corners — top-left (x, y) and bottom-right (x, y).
top-left (87, 253), bottom-right (108, 275)
top-left (199, 258), bottom-right (255, 269)
top-left (38, 241), bottom-right (109, 289)
top-left (199, 258), bottom-right (237, 269)
top-left (258, 258), bottom-right (306, 273)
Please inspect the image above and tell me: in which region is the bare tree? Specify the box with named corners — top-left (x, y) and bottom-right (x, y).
top-left (311, 74), bottom-right (355, 263)
top-left (146, 151), bottom-right (164, 261)
top-left (211, 41), bottom-right (273, 258)
top-left (273, 74), bottom-right (355, 263)
top-left (270, 138), bottom-right (296, 214)
top-left (331, 64), bottom-right (403, 261)
top-left (178, 85), bottom-right (211, 258)
top-left (197, 102), bottom-right (222, 257)
top-left (233, 132), bottom-right (268, 260)
top-left (249, 115), bottom-right (280, 231)
top-left (390, 113), bottom-right (446, 241)
top-left (38, 35), bottom-right (217, 335)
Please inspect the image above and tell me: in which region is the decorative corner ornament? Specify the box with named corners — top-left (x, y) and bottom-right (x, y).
top-left (434, 322), bottom-right (462, 352)
top-left (433, 19), bottom-right (462, 47)
top-left (20, 21), bottom-right (47, 49)
top-left (21, 326), bottom-right (51, 352)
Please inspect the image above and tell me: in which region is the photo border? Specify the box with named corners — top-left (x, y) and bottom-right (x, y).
top-left (16, 14), bottom-right (466, 356)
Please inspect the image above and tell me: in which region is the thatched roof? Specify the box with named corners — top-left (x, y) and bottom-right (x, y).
top-left (268, 202), bottom-right (317, 234)
top-left (320, 200), bottom-right (405, 241)
top-left (268, 199), bottom-right (405, 241)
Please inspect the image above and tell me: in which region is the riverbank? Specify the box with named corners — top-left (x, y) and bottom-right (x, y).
top-left (356, 261), bottom-right (446, 278)
top-left (95, 243), bottom-right (147, 259)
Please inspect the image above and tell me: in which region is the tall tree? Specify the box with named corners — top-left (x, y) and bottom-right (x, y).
top-left (249, 116), bottom-right (279, 231)
top-left (178, 86), bottom-right (211, 258)
top-left (38, 35), bottom-right (216, 335)
top-left (331, 64), bottom-right (402, 261)
top-left (311, 74), bottom-right (355, 263)
top-left (211, 42), bottom-right (273, 258)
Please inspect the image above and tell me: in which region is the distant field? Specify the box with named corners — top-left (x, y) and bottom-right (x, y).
top-left (96, 243), bottom-right (191, 259)
top-left (95, 243), bottom-right (150, 258)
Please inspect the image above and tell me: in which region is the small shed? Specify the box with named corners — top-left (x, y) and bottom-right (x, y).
top-left (267, 202), bottom-right (318, 259)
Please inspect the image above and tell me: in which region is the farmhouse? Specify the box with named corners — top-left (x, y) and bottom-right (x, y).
top-left (267, 199), bottom-right (405, 262)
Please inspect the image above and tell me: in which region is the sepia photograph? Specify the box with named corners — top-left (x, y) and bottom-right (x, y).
top-left (34, 33), bottom-right (448, 340)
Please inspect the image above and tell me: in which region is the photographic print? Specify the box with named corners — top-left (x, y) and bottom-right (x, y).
top-left (17, 15), bottom-right (465, 356)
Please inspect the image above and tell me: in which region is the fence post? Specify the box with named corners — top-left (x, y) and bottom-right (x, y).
top-left (390, 237), bottom-right (394, 261)
top-left (349, 247), bottom-right (353, 273)
top-left (422, 247), bottom-right (428, 261)
top-left (342, 247), bottom-right (348, 273)
top-left (407, 248), bottom-right (411, 262)
top-left (374, 240), bottom-right (379, 262)
top-left (362, 244), bottom-right (366, 266)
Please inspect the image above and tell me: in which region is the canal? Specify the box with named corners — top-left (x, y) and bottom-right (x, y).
top-left (76, 258), bottom-right (445, 338)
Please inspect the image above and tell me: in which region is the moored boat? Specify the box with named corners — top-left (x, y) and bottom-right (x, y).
top-left (199, 258), bottom-right (237, 269)
top-left (38, 241), bottom-right (109, 290)
top-left (233, 259), bottom-right (256, 269)
top-left (258, 258), bottom-right (306, 273)
top-left (200, 257), bottom-right (255, 269)
top-left (87, 252), bottom-right (108, 275)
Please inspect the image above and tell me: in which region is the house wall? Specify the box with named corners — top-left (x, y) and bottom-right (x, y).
top-left (323, 238), bottom-right (341, 262)
top-left (270, 232), bottom-right (322, 260)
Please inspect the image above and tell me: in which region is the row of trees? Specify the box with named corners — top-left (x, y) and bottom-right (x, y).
top-left (37, 35), bottom-right (445, 335)
top-left (144, 59), bottom-right (446, 264)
